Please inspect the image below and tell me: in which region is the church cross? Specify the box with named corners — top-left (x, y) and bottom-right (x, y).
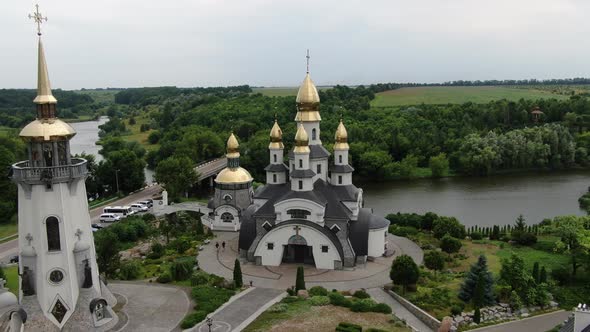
top-left (25, 233), bottom-right (33, 246)
top-left (306, 49), bottom-right (310, 73)
top-left (75, 228), bottom-right (83, 241)
top-left (28, 4), bottom-right (48, 36)
top-left (293, 225), bottom-right (302, 236)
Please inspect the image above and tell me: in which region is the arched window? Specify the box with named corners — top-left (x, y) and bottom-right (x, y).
top-left (338, 175), bottom-right (342, 185)
top-left (339, 155), bottom-right (342, 163)
top-left (317, 164), bottom-right (321, 174)
top-left (299, 159), bottom-right (303, 168)
top-left (312, 128), bottom-right (317, 141)
top-left (273, 174), bottom-right (277, 183)
top-left (273, 154), bottom-right (277, 163)
top-left (46, 217), bottom-right (60, 251)
top-left (298, 180), bottom-right (303, 190)
top-left (221, 213), bottom-right (234, 223)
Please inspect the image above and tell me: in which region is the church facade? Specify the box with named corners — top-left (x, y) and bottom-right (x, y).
top-left (208, 65), bottom-right (390, 270)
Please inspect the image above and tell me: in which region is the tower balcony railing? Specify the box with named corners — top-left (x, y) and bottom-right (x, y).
top-left (11, 158), bottom-right (88, 184)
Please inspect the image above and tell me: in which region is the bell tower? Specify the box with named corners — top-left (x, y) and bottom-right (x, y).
top-left (11, 5), bottom-right (116, 330)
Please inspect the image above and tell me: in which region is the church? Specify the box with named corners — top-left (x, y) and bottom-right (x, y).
top-left (209, 60), bottom-right (390, 270)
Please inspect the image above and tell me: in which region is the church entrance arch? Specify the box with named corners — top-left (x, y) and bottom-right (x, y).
top-left (282, 233), bottom-right (314, 265)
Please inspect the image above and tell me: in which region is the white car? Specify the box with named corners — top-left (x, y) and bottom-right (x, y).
top-left (99, 213), bottom-right (121, 223)
top-left (137, 200), bottom-right (153, 208)
top-left (130, 203), bottom-right (148, 213)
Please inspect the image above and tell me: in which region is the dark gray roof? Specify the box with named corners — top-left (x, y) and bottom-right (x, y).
top-left (254, 184), bottom-right (290, 199)
top-left (288, 144), bottom-right (331, 160)
top-left (290, 169), bottom-right (316, 178)
top-left (349, 209), bottom-right (370, 256)
top-left (314, 180), bottom-right (351, 220)
top-left (332, 185), bottom-right (360, 202)
top-left (559, 316), bottom-right (574, 332)
top-left (238, 205), bottom-right (258, 250)
top-left (264, 163), bottom-right (289, 172)
top-left (330, 164), bottom-right (355, 173)
top-left (359, 208), bottom-right (390, 230)
top-left (280, 189), bottom-right (326, 206)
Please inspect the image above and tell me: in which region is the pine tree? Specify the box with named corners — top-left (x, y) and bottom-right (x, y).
top-left (491, 225), bottom-right (500, 240)
top-left (195, 218), bottom-right (204, 235)
top-left (532, 262), bottom-right (540, 284)
top-left (295, 266), bottom-right (306, 292)
top-left (540, 266), bottom-right (547, 283)
top-left (473, 307), bottom-right (481, 324)
top-left (458, 255), bottom-right (495, 306)
top-left (233, 259), bottom-right (243, 288)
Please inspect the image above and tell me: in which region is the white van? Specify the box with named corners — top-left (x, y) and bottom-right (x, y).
top-left (99, 213), bottom-right (121, 223)
top-left (103, 206), bottom-right (133, 218)
top-left (130, 203), bottom-right (148, 213)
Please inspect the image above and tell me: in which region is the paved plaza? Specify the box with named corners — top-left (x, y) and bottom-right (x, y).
top-left (199, 231), bottom-right (423, 291)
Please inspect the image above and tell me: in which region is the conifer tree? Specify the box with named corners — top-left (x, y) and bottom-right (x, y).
top-left (474, 307), bottom-right (481, 324)
top-left (458, 255), bottom-right (495, 306)
top-left (295, 266), bottom-right (306, 292)
top-left (233, 259), bottom-right (243, 288)
top-left (539, 266), bottom-right (547, 283)
top-left (532, 262), bottom-right (540, 284)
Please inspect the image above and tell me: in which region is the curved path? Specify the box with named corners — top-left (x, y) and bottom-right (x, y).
top-left (199, 231), bottom-right (424, 291)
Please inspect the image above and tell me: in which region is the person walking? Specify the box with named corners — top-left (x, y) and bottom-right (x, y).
top-left (222, 241), bottom-right (226, 252)
top-left (215, 242), bottom-right (220, 252)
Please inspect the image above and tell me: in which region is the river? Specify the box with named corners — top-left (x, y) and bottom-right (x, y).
top-left (68, 118), bottom-right (590, 227)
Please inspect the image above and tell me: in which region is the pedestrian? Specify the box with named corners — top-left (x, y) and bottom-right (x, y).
top-left (215, 242), bottom-right (219, 252)
top-left (222, 241), bottom-right (226, 252)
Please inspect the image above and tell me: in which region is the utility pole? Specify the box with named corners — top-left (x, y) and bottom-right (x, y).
top-left (115, 169), bottom-right (120, 195)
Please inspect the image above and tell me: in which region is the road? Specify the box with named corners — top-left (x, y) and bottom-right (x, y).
top-left (470, 310), bottom-right (570, 332)
top-left (0, 184), bottom-right (162, 263)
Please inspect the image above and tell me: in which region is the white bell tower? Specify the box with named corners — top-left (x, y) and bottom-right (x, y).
top-left (10, 6), bottom-right (116, 330)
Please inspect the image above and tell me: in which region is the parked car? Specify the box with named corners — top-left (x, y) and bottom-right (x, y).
top-left (137, 200), bottom-right (153, 208)
top-left (130, 203), bottom-right (148, 213)
top-left (91, 224), bottom-right (103, 229)
top-left (99, 213), bottom-right (121, 223)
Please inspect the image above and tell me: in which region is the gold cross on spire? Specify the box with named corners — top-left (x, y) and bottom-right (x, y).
top-left (29, 4), bottom-right (48, 36)
top-left (306, 49), bottom-right (311, 73)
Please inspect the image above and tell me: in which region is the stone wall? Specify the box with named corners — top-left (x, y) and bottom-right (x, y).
top-left (386, 290), bottom-right (441, 331)
top-left (451, 302), bottom-right (559, 330)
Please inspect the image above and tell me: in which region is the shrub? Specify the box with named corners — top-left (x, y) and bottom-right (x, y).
top-left (171, 258), bottom-right (193, 281)
top-left (372, 303), bottom-right (392, 314)
top-left (432, 216), bottom-right (465, 239)
top-left (351, 298), bottom-right (377, 312)
top-left (268, 303), bottom-right (288, 313)
top-left (440, 234), bottom-right (462, 254)
top-left (474, 307), bottom-right (481, 324)
top-left (180, 311), bottom-right (207, 329)
top-left (119, 261), bottom-right (142, 280)
top-left (190, 271), bottom-right (209, 286)
top-left (509, 291), bottom-right (522, 310)
top-left (390, 255), bottom-right (420, 295)
top-left (470, 232), bottom-right (483, 240)
top-left (170, 237), bottom-right (191, 254)
top-left (328, 292), bottom-right (352, 307)
top-left (310, 296), bottom-right (330, 306)
top-left (366, 329), bottom-right (388, 332)
top-left (423, 250), bottom-right (445, 273)
top-left (309, 286), bottom-right (328, 297)
top-left (352, 290), bottom-right (370, 299)
top-left (148, 130), bottom-right (161, 144)
top-left (390, 226), bottom-right (419, 237)
top-left (192, 285), bottom-right (234, 313)
top-left (286, 286), bottom-right (296, 296)
top-left (208, 274), bottom-right (226, 288)
top-left (148, 242), bottom-right (165, 259)
top-left (142, 213), bottom-right (156, 222)
top-left (551, 267), bottom-right (571, 286)
top-left (451, 305), bottom-right (462, 316)
top-left (281, 296), bottom-right (300, 304)
top-left (336, 322), bottom-right (362, 332)
top-left (157, 271), bottom-right (172, 283)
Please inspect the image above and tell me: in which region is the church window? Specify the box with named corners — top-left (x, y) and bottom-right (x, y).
top-left (273, 174), bottom-right (277, 183)
top-left (288, 209), bottom-right (310, 219)
top-left (321, 245), bottom-right (329, 253)
top-left (262, 221), bottom-right (272, 232)
top-left (338, 175), bottom-right (342, 184)
top-left (317, 164), bottom-right (321, 174)
top-left (267, 243), bottom-right (274, 250)
top-left (299, 159), bottom-right (303, 168)
top-left (339, 155), bottom-right (342, 163)
top-left (298, 180), bottom-right (303, 190)
top-left (221, 212), bottom-right (234, 223)
top-left (223, 194), bottom-right (232, 203)
top-left (312, 128), bottom-right (317, 140)
top-left (291, 163), bottom-right (294, 171)
top-left (273, 154), bottom-right (277, 163)
top-left (46, 216), bottom-right (60, 251)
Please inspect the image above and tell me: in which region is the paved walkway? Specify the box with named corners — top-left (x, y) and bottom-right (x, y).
top-left (367, 288), bottom-right (434, 332)
top-left (109, 282), bottom-right (191, 332)
top-left (187, 287), bottom-right (285, 332)
top-left (470, 310), bottom-right (570, 332)
top-left (198, 231), bottom-right (424, 291)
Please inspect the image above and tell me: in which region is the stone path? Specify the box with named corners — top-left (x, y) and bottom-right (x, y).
top-left (198, 231), bottom-right (424, 291)
top-left (187, 287), bottom-right (285, 332)
top-left (470, 310), bottom-right (570, 332)
top-left (109, 282), bottom-right (191, 332)
top-left (366, 288), bottom-right (434, 332)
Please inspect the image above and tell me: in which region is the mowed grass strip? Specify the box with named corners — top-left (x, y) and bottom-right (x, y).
top-left (372, 86), bottom-right (569, 107)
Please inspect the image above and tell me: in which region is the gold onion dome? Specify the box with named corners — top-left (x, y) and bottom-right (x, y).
top-left (294, 123), bottom-right (310, 153)
top-left (269, 120), bottom-right (284, 149)
top-left (334, 119), bottom-right (349, 150)
top-left (215, 167), bottom-right (253, 184)
top-left (226, 133), bottom-right (240, 158)
top-left (295, 73), bottom-right (321, 122)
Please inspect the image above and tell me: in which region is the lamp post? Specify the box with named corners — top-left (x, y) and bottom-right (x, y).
top-left (206, 316), bottom-right (213, 332)
top-left (115, 169), bottom-right (120, 195)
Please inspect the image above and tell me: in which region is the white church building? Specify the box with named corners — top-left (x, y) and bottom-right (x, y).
top-left (209, 62), bottom-right (390, 270)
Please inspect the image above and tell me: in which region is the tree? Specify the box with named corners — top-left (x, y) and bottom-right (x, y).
top-left (490, 225), bottom-right (501, 240)
top-left (539, 266), bottom-right (547, 283)
top-left (423, 250), bottom-right (445, 276)
top-left (550, 216), bottom-right (590, 276)
top-left (96, 150), bottom-right (146, 194)
top-left (440, 234), bottom-right (462, 254)
top-left (433, 217), bottom-right (465, 239)
top-left (429, 153), bottom-right (449, 178)
top-left (458, 255), bottom-right (495, 306)
top-left (155, 156), bottom-right (199, 200)
top-left (532, 262), bottom-right (540, 284)
top-left (500, 254), bottom-right (537, 305)
top-left (94, 229), bottom-right (121, 277)
top-left (295, 266), bottom-right (306, 292)
top-left (233, 259), bottom-right (243, 288)
top-left (473, 307), bottom-right (481, 324)
top-left (390, 255), bottom-right (420, 295)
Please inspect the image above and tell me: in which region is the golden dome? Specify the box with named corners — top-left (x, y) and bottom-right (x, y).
top-left (269, 120), bottom-right (284, 149)
top-left (296, 73), bottom-right (320, 104)
top-left (215, 167), bottom-right (253, 184)
top-left (19, 118), bottom-right (76, 141)
top-left (294, 123), bottom-right (310, 153)
top-left (226, 133), bottom-right (240, 158)
top-left (334, 119), bottom-right (349, 150)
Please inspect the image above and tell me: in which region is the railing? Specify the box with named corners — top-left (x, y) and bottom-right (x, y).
top-left (11, 158), bottom-right (88, 184)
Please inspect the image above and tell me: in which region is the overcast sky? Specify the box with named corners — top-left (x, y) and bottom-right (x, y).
top-left (2, 0), bottom-right (590, 89)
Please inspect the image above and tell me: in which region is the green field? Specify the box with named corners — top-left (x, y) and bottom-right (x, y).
top-left (75, 89), bottom-right (118, 104)
top-left (372, 86), bottom-right (570, 107)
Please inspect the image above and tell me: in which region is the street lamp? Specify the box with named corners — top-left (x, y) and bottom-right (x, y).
top-left (115, 169), bottom-right (120, 195)
top-left (206, 316), bottom-right (213, 332)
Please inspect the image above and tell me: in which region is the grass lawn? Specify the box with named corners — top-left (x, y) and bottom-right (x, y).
top-left (0, 223), bottom-right (17, 240)
top-left (244, 300), bottom-right (410, 332)
top-left (4, 266), bottom-right (18, 295)
top-left (372, 86), bottom-right (569, 107)
top-left (122, 113), bottom-right (160, 151)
